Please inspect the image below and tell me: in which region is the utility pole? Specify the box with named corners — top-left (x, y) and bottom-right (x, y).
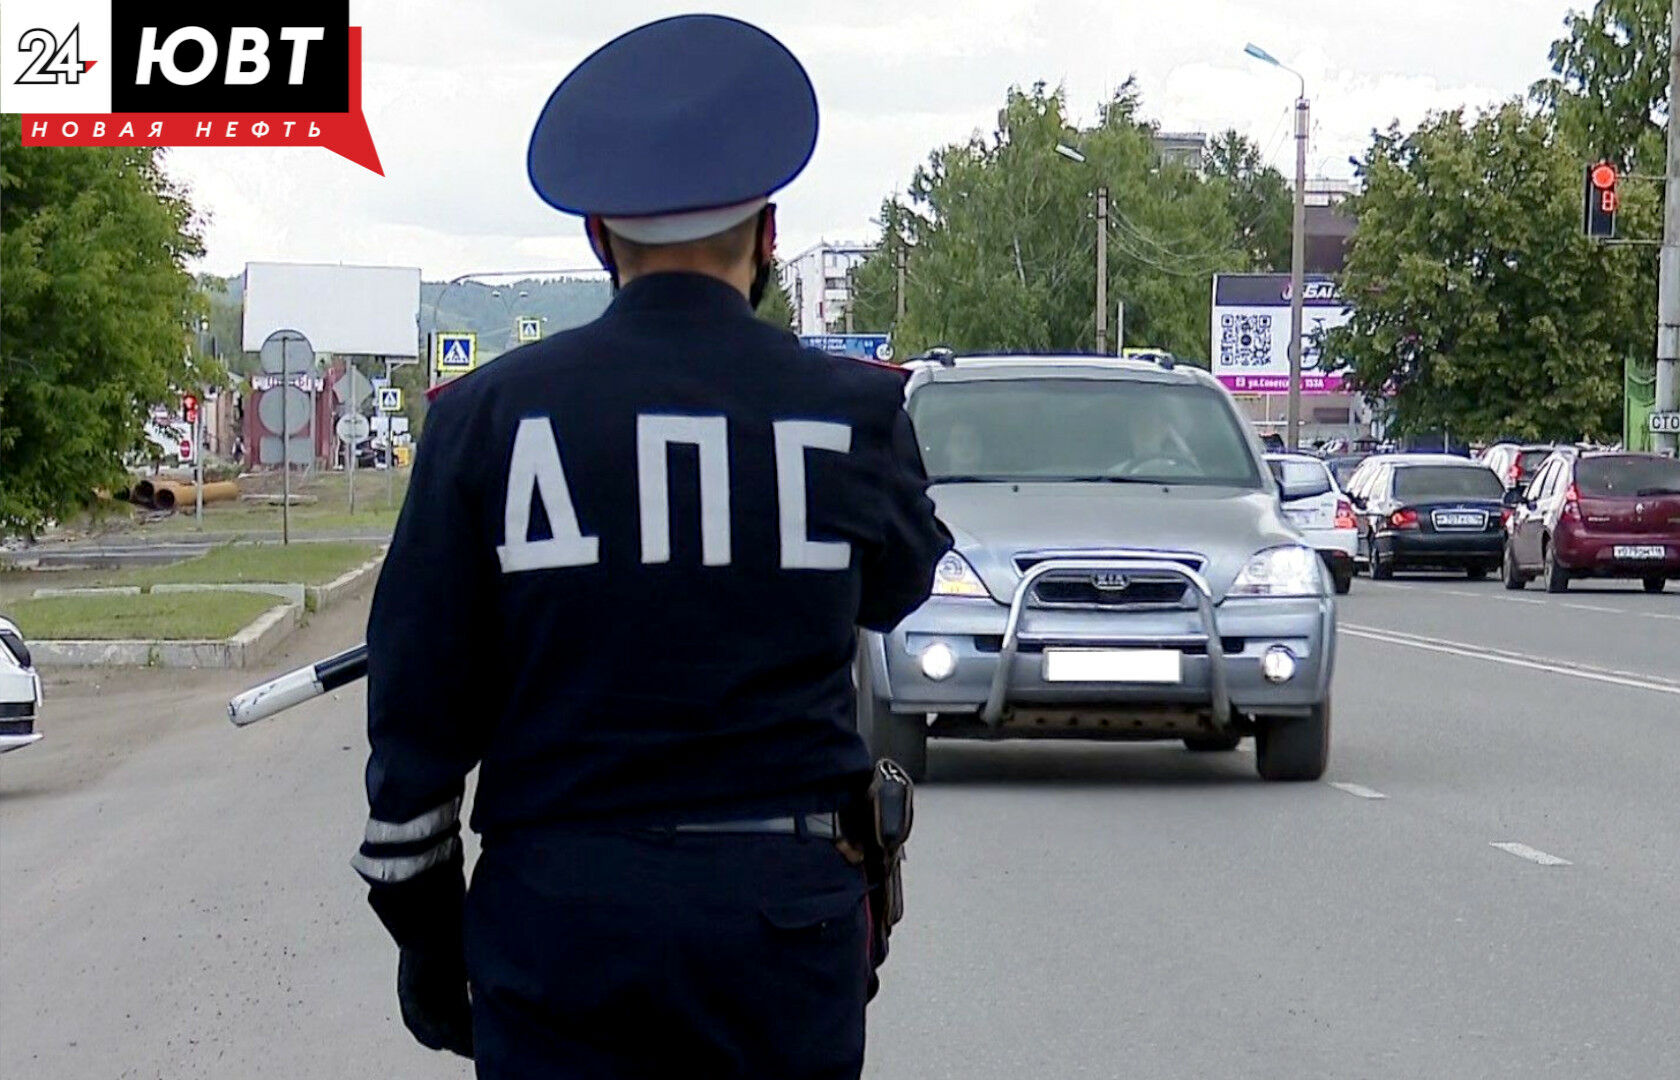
top-left (895, 247), bottom-right (906, 326)
top-left (1095, 186), bottom-right (1109, 355)
top-left (1288, 95), bottom-right (1309, 451)
top-left (1656, 0), bottom-right (1680, 455)
top-left (280, 338), bottom-right (291, 546)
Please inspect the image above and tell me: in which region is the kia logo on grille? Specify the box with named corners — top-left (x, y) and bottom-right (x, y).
top-left (1092, 572), bottom-right (1131, 590)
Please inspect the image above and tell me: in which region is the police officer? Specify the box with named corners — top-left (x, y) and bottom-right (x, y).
top-left (351, 14), bottom-right (952, 1078)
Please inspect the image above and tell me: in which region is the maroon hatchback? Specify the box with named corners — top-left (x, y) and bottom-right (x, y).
top-left (1503, 452), bottom-right (1680, 593)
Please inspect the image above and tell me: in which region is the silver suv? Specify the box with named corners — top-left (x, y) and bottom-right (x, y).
top-left (857, 353), bottom-right (1337, 782)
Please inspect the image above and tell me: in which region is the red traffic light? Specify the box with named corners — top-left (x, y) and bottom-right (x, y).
top-left (1590, 162), bottom-right (1618, 190)
top-left (181, 393), bottom-right (199, 423)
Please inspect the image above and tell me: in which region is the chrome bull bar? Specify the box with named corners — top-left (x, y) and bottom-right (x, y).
top-left (979, 558), bottom-right (1230, 730)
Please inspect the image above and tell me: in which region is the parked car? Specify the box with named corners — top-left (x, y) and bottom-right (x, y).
top-left (0, 616), bottom-right (43, 753)
top-left (1481, 442), bottom-right (1569, 492)
top-left (1266, 453), bottom-right (1357, 595)
top-left (1502, 451), bottom-right (1680, 593)
top-left (1344, 453), bottom-right (1508, 579)
top-left (856, 353), bottom-right (1337, 783)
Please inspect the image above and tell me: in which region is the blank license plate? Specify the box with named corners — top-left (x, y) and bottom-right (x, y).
top-left (1042, 649), bottom-right (1182, 684)
top-left (1613, 545), bottom-right (1667, 560)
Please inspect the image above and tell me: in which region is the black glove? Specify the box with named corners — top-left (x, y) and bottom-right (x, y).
top-left (396, 948), bottom-right (474, 1059)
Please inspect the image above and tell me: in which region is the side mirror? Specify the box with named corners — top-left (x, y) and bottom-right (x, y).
top-left (1348, 493), bottom-right (1367, 510)
top-left (1501, 488), bottom-right (1524, 509)
top-left (1279, 477), bottom-right (1334, 503)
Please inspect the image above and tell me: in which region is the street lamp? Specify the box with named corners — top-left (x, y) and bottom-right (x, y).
top-left (1245, 41), bottom-right (1310, 450)
top-left (1054, 143), bottom-right (1111, 354)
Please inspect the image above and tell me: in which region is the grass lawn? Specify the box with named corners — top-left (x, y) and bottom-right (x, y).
top-left (111, 541), bottom-right (381, 587)
top-left (8, 591), bottom-right (282, 640)
top-left (132, 468), bottom-right (407, 537)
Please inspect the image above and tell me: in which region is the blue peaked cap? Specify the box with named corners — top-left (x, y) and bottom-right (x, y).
top-left (528, 15), bottom-right (819, 224)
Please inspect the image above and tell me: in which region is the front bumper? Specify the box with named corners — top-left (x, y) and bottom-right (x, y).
top-left (0, 706), bottom-right (41, 753)
top-left (869, 558), bottom-right (1334, 733)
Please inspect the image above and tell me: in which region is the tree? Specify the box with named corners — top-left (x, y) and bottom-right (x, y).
top-left (0, 118), bottom-right (208, 535)
top-left (849, 83), bottom-right (1248, 360)
top-left (756, 264), bottom-right (795, 330)
top-left (1324, 102), bottom-right (1656, 443)
top-left (1203, 130), bottom-right (1293, 271)
top-left (1532, 0), bottom-right (1669, 169)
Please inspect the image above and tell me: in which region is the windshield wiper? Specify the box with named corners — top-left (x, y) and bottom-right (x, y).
top-left (928, 474), bottom-right (1016, 484)
top-left (1636, 487), bottom-right (1680, 496)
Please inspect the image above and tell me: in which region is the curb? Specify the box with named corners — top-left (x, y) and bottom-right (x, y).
top-left (30, 586), bottom-right (144, 598)
top-left (307, 552), bottom-right (385, 613)
top-left (31, 601), bottom-right (304, 670)
top-left (152, 582), bottom-right (308, 606)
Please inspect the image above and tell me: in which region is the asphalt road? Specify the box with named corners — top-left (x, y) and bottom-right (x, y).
top-left (3, 574), bottom-right (1677, 1078)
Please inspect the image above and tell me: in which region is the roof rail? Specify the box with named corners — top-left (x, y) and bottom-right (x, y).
top-left (911, 346), bottom-right (957, 368)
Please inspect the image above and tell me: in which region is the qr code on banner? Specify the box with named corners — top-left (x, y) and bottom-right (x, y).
top-left (1219, 314), bottom-right (1272, 368)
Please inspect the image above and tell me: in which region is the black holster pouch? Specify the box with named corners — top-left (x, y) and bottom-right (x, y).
top-left (841, 758), bottom-right (914, 999)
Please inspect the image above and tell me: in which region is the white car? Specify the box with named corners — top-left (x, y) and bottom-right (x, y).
top-left (0, 616), bottom-right (44, 753)
top-left (1266, 453), bottom-right (1357, 595)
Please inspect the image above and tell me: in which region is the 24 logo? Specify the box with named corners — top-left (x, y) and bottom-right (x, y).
top-left (13, 25), bottom-right (96, 85)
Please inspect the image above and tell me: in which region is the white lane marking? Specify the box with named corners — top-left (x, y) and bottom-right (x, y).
top-left (1490, 842), bottom-right (1572, 867)
top-left (1329, 782), bottom-right (1388, 800)
top-left (1359, 577), bottom-right (1677, 616)
top-left (1342, 624), bottom-right (1680, 697)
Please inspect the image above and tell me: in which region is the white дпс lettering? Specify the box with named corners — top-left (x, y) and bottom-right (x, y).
top-left (637, 415), bottom-right (731, 566)
top-left (496, 417), bottom-right (600, 573)
top-left (496, 414), bottom-right (854, 574)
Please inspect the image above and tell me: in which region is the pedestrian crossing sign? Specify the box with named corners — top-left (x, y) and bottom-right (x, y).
top-left (517, 317), bottom-right (541, 343)
top-left (435, 332), bottom-right (477, 375)
top-left (377, 387), bottom-right (404, 413)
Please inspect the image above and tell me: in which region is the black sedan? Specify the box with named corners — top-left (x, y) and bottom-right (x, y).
top-left (1349, 454), bottom-right (1509, 579)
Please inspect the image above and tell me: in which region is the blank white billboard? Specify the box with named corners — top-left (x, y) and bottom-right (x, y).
top-left (242, 262), bottom-right (421, 356)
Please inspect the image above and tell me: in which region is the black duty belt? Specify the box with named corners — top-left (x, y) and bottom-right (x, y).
top-left (659, 812), bottom-right (842, 840)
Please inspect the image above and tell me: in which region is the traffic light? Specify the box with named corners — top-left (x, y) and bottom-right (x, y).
top-left (1584, 161), bottom-right (1618, 238)
top-left (181, 393), bottom-right (199, 425)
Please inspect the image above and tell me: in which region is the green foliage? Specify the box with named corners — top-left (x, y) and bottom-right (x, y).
top-left (1204, 130), bottom-right (1293, 272)
top-left (1, 120), bottom-right (209, 536)
top-left (1532, 0), bottom-right (1670, 169)
top-left (756, 265), bottom-right (795, 329)
top-left (1325, 102), bottom-right (1655, 443)
top-left (849, 83), bottom-right (1261, 360)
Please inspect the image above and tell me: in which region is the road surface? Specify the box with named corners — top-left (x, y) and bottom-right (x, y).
top-left (3, 576), bottom-right (1677, 1077)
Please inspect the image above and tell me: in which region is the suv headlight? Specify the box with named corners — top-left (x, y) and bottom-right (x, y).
top-left (931, 551), bottom-right (990, 598)
top-left (1229, 545), bottom-right (1324, 597)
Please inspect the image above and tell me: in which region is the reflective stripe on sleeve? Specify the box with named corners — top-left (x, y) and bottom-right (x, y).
top-left (351, 834), bottom-right (461, 885)
top-left (362, 797), bottom-right (462, 844)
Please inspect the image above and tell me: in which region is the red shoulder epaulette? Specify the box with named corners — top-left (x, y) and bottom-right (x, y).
top-left (425, 380), bottom-right (457, 403)
top-left (854, 357), bottom-right (911, 379)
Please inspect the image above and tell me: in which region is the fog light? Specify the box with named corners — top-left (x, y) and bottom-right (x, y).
top-left (920, 642), bottom-right (958, 681)
top-left (1262, 646), bottom-right (1297, 684)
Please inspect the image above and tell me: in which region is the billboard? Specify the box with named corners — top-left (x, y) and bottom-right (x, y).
top-left (1211, 274), bottom-right (1350, 394)
top-left (242, 262), bottom-right (421, 356)
top-left (800, 334), bottom-right (893, 362)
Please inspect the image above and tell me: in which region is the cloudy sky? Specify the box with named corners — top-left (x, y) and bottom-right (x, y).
top-left (169, 0), bottom-right (1571, 282)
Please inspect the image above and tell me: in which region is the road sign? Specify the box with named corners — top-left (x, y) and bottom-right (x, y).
top-left (178, 438), bottom-right (194, 462)
top-left (336, 414), bottom-right (372, 443)
top-left (435, 332), bottom-right (477, 375)
top-left (1650, 411), bottom-right (1680, 435)
top-left (376, 387), bottom-right (403, 413)
top-left (517, 317), bottom-right (541, 343)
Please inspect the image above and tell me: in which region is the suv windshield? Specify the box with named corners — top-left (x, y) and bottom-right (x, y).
top-left (909, 378), bottom-right (1263, 488)
top-left (1393, 465), bottom-right (1504, 501)
top-left (1576, 455), bottom-right (1680, 497)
